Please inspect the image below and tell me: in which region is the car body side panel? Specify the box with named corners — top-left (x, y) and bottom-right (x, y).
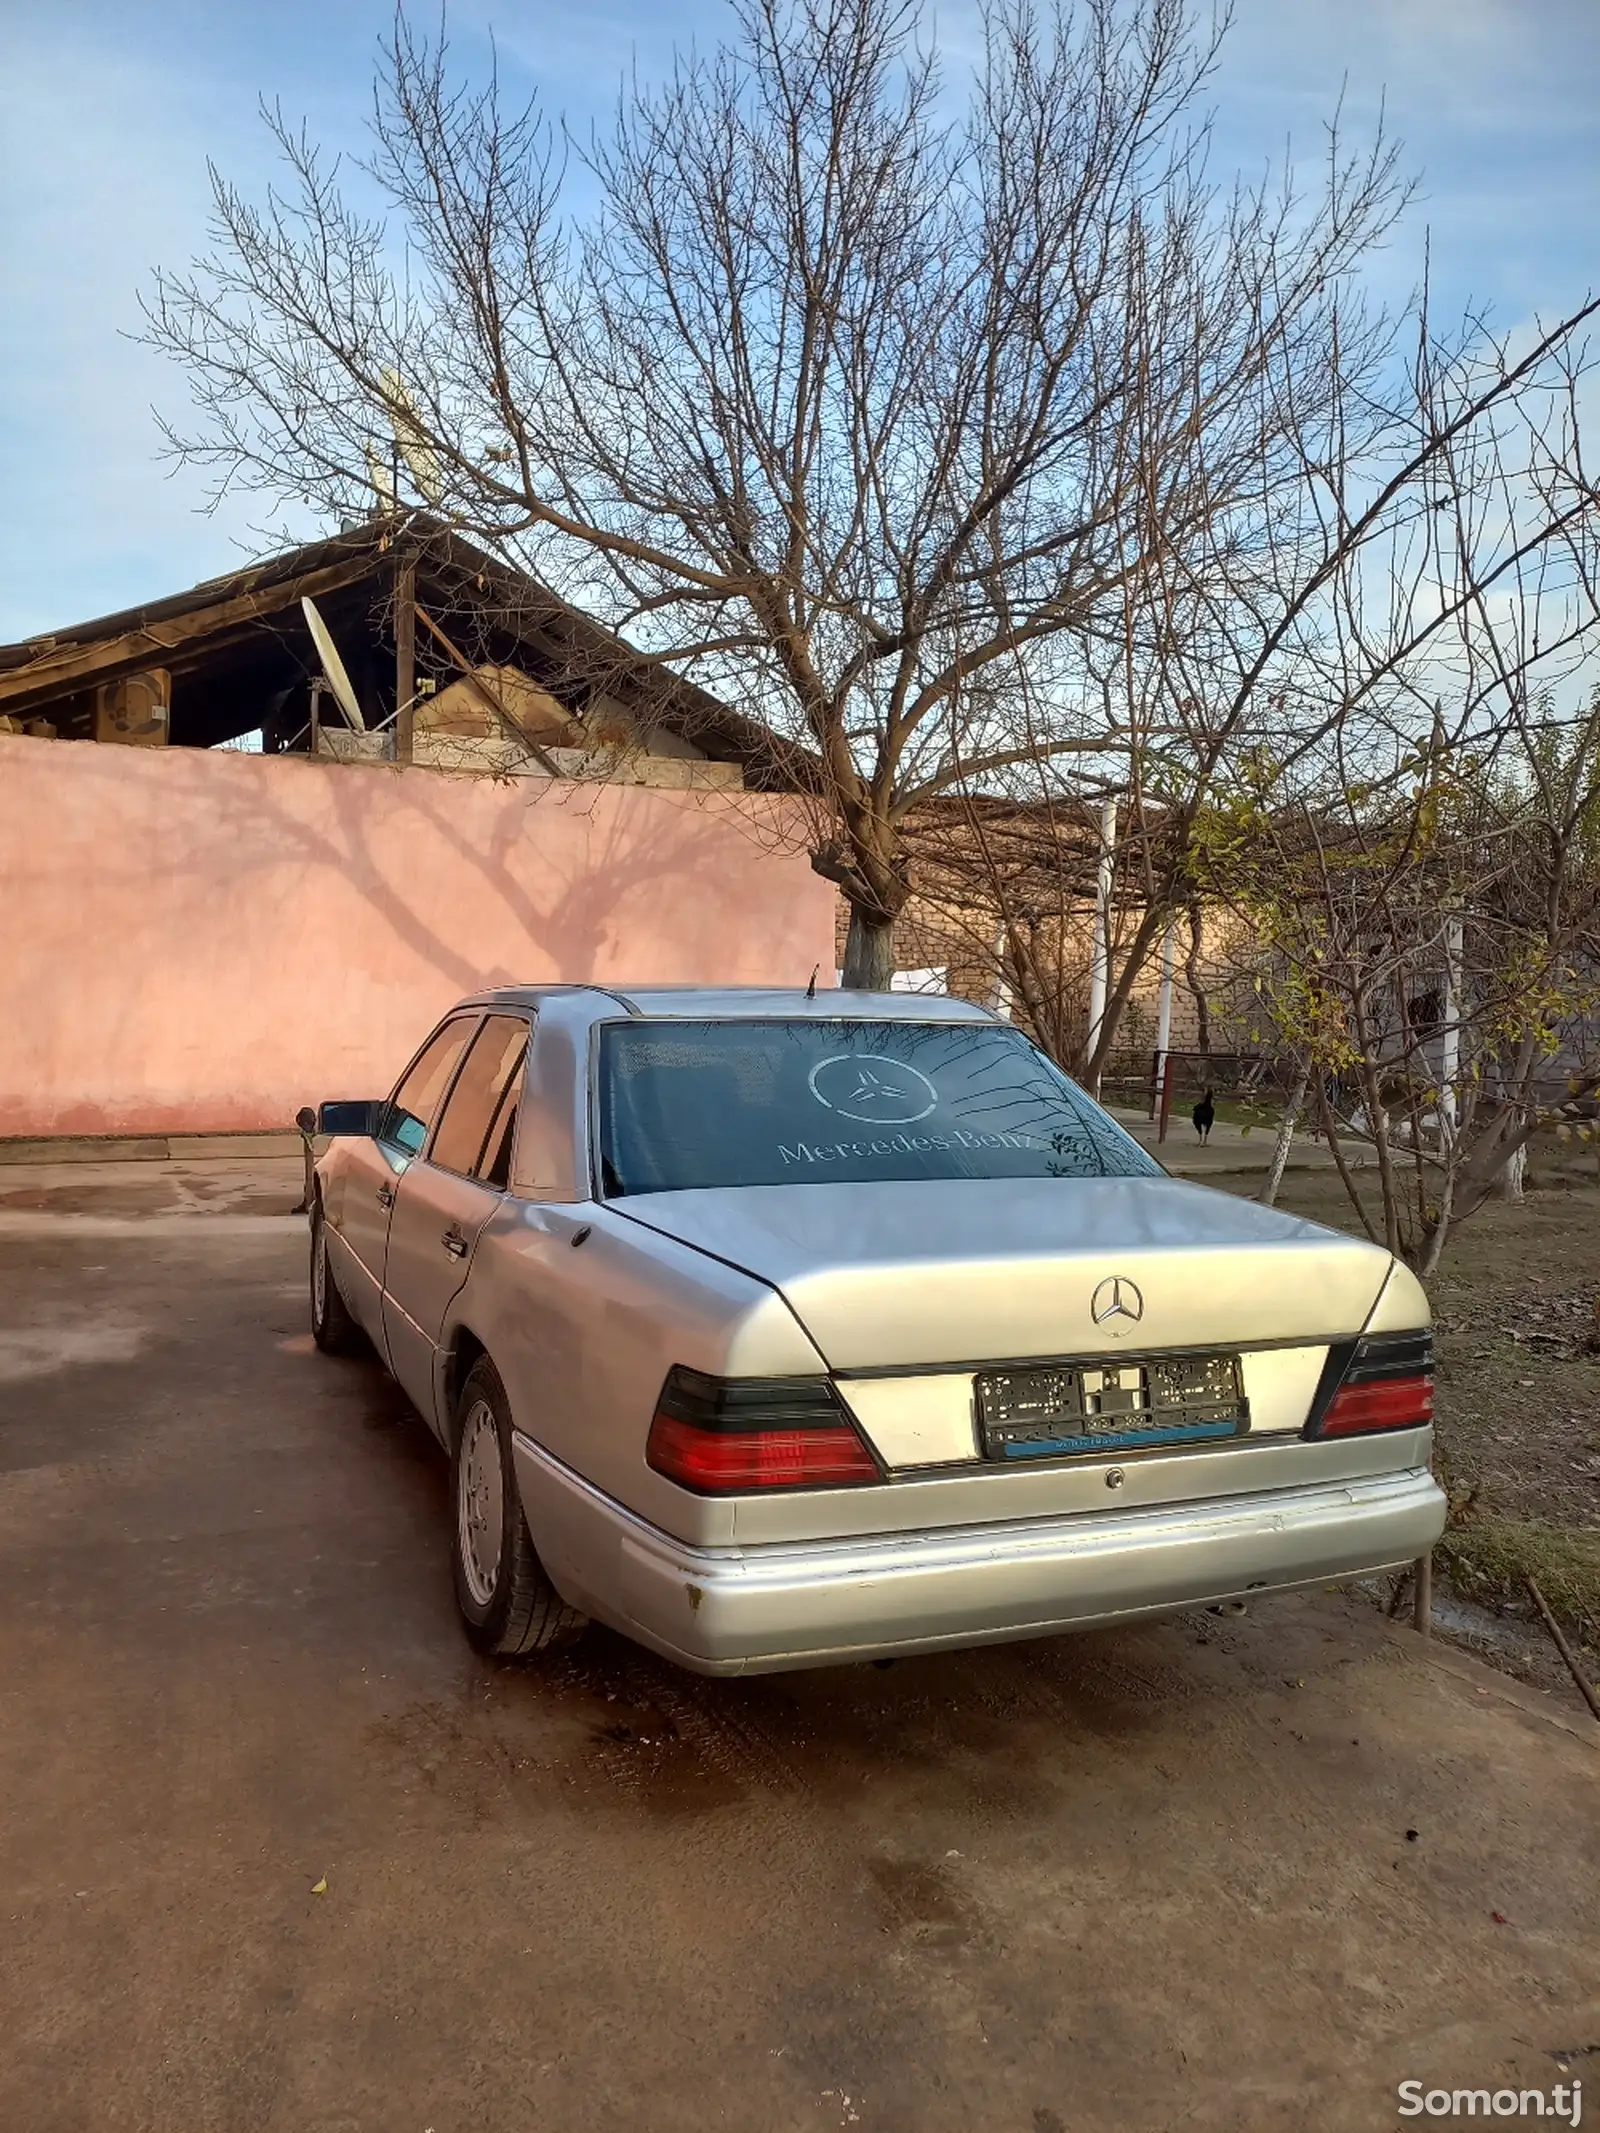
top-left (1365, 1257), bottom-right (1433, 1332)
top-left (439, 1200), bottom-right (829, 1548)
top-left (383, 1161), bottom-right (504, 1430)
top-left (319, 1135), bottom-right (404, 1351)
top-left (511, 1001), bottom-right (588, 1201)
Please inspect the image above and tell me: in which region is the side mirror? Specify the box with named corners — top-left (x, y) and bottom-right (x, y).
top-left (316, 1099), bottom-right (381, 1137)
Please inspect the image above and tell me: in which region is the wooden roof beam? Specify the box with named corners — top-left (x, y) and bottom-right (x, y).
top-left (413, 603), bottom-right (564, 776)
top-left (0, 557), bottom-right (370, 714)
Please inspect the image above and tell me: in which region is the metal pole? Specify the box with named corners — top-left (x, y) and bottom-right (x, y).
top-left (394, 561), bottom-right (417, 765)
top-left (1151, 916), bottom-right (1176, 1117)
top-left (990, 915), bottom-right (1011, 1018)
top-left (1412, 1552), bottom-right (1432, 1636)
top-left (1440, 915), bottom-right (1462, 1141)
top-left (1085, 796), bottom-right (1118, 1084)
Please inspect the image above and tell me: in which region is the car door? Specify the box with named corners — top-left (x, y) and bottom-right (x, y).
top-left (333, 1016), bottom-right (480, 1351)
top-left (382, 1013), bottom-right (531, 1427)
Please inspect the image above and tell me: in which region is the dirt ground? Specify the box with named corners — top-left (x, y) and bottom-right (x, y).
top-left (1210, 1167), bottom-right (1600, 1685)
top-left (1, 1160), bottom-right (1598, 2133)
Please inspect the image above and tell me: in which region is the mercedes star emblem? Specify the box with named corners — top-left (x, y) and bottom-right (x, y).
top-left (1091, 1275), bottom-right (1145, 1327)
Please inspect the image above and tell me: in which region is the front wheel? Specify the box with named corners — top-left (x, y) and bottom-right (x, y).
top-left (310, 1203), bottom-right (362, 1354)
top-left (451, 1357), bottom-right (586, 1658)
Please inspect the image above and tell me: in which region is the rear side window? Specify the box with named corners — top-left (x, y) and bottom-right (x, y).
top-left (381, 1019), bottom-right (476, 1156)
top-left (597, 1018), bottom-right (1161, 1195)
top-left (430, 1017), bottom-right (529, 1179)
top-left (479, 1055), bottom-right (527, 1188)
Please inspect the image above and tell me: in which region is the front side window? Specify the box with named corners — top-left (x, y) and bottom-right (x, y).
top-left (596, 1019), bottom-right (1161, 1196)
top-left (430, 1017), bottom-right (529, 1179)
top-left (381, 1019), bottom-right (476, 1156)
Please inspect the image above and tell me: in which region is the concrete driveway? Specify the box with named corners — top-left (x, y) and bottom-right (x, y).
top-left (1, 1159), bottom-right (1595, 2133)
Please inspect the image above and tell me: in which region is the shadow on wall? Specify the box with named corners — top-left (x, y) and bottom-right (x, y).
top-left (232, 758), bottom-right (738, 991)
top-left (0, 738), bottom-right (833, 1136)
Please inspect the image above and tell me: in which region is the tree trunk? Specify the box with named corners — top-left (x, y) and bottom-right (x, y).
top-left (1258, 1067), bottom-right (1309, 1208)
top-left (841, 905), bottom-right (896, 990)
top-left (1316, 1081), bottom-right (1382, 1245)
top-left (1496, 1140), bottom-right (1527, 1203)
top-left (1416, 1167), bottom-right (1457, 1278)
top-left (1082, 899), bottom-right (1169, 1094)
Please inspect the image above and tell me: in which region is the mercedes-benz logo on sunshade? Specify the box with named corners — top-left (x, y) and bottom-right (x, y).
top-left (807, 1053), bottom-right (938, 1126)
top-left (1091, 1275), bottom-right (1144, 1327)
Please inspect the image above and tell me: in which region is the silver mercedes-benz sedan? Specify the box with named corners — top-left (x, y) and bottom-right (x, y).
top-left (308, 985), bottom-right (1445, 1675)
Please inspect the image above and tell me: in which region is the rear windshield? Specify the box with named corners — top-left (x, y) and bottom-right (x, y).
top-left (596, 1018), bottom-right (1162, 1195)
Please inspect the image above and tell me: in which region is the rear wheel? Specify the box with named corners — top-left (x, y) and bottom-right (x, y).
top-left (310, 1203), bottom-right (362, 1354)
top-left (451, 1357), bottom-right (586, 1658)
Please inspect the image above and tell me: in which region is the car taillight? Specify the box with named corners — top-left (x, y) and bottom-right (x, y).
top-left (1308, 1330), bottom-right (1434, 1439)
top-left (646, 1367), bottom-right (880, 1493)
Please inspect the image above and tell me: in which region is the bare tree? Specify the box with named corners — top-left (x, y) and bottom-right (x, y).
top-left (1197, 675), bottom-right (1600, 1272)
top-left (884, 263), bottom-right (1600, 1068)
top-left (145, 0), bottom-right (1421, 983)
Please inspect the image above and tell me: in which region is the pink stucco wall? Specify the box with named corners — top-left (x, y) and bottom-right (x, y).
top-left (0, 736), bottom-right (835, 1137)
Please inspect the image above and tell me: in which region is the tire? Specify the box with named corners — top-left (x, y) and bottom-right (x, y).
top-left (451, 1357), bottom-right (586, 1658)
top-left (310, 1201), bottom-right (363, 1355)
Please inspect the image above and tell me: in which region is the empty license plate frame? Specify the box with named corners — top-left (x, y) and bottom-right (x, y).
top-left (976, 1353), bottom-right (1249, 1461)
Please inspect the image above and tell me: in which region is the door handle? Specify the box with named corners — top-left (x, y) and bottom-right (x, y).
top-left (441, 1226), bottom-right (468, 1260)
top-left (376, 1184), bottom-right (395, 1209)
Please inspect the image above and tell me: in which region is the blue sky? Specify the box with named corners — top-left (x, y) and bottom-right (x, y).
top-left (1, 0), bottom-right (1595, 641)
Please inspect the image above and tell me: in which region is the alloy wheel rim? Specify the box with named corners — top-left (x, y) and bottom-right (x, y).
top-left (457, 1400), bottom-right (504, 1608)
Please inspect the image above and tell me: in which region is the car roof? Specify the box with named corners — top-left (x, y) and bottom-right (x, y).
top-left (457, 983), bottom-right (997, 1023)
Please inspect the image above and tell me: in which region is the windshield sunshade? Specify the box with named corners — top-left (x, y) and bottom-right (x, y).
top-left (596, 1019), bottom-right (1163, 1195)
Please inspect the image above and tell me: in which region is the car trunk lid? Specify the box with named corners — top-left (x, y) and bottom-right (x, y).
top-left (612, 1176), bottom-right (1396, 1370)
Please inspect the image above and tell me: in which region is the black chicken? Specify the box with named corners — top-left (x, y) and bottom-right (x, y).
top-left (1192, 1089), bottom-right (1216, 1143)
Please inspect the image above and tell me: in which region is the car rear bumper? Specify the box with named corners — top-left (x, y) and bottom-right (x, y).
top-left (513, 1435), bottom-right (1447, 1677)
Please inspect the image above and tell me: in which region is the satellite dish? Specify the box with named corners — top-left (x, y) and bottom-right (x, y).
top-left (301, 597), bottom-right (366, 731)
